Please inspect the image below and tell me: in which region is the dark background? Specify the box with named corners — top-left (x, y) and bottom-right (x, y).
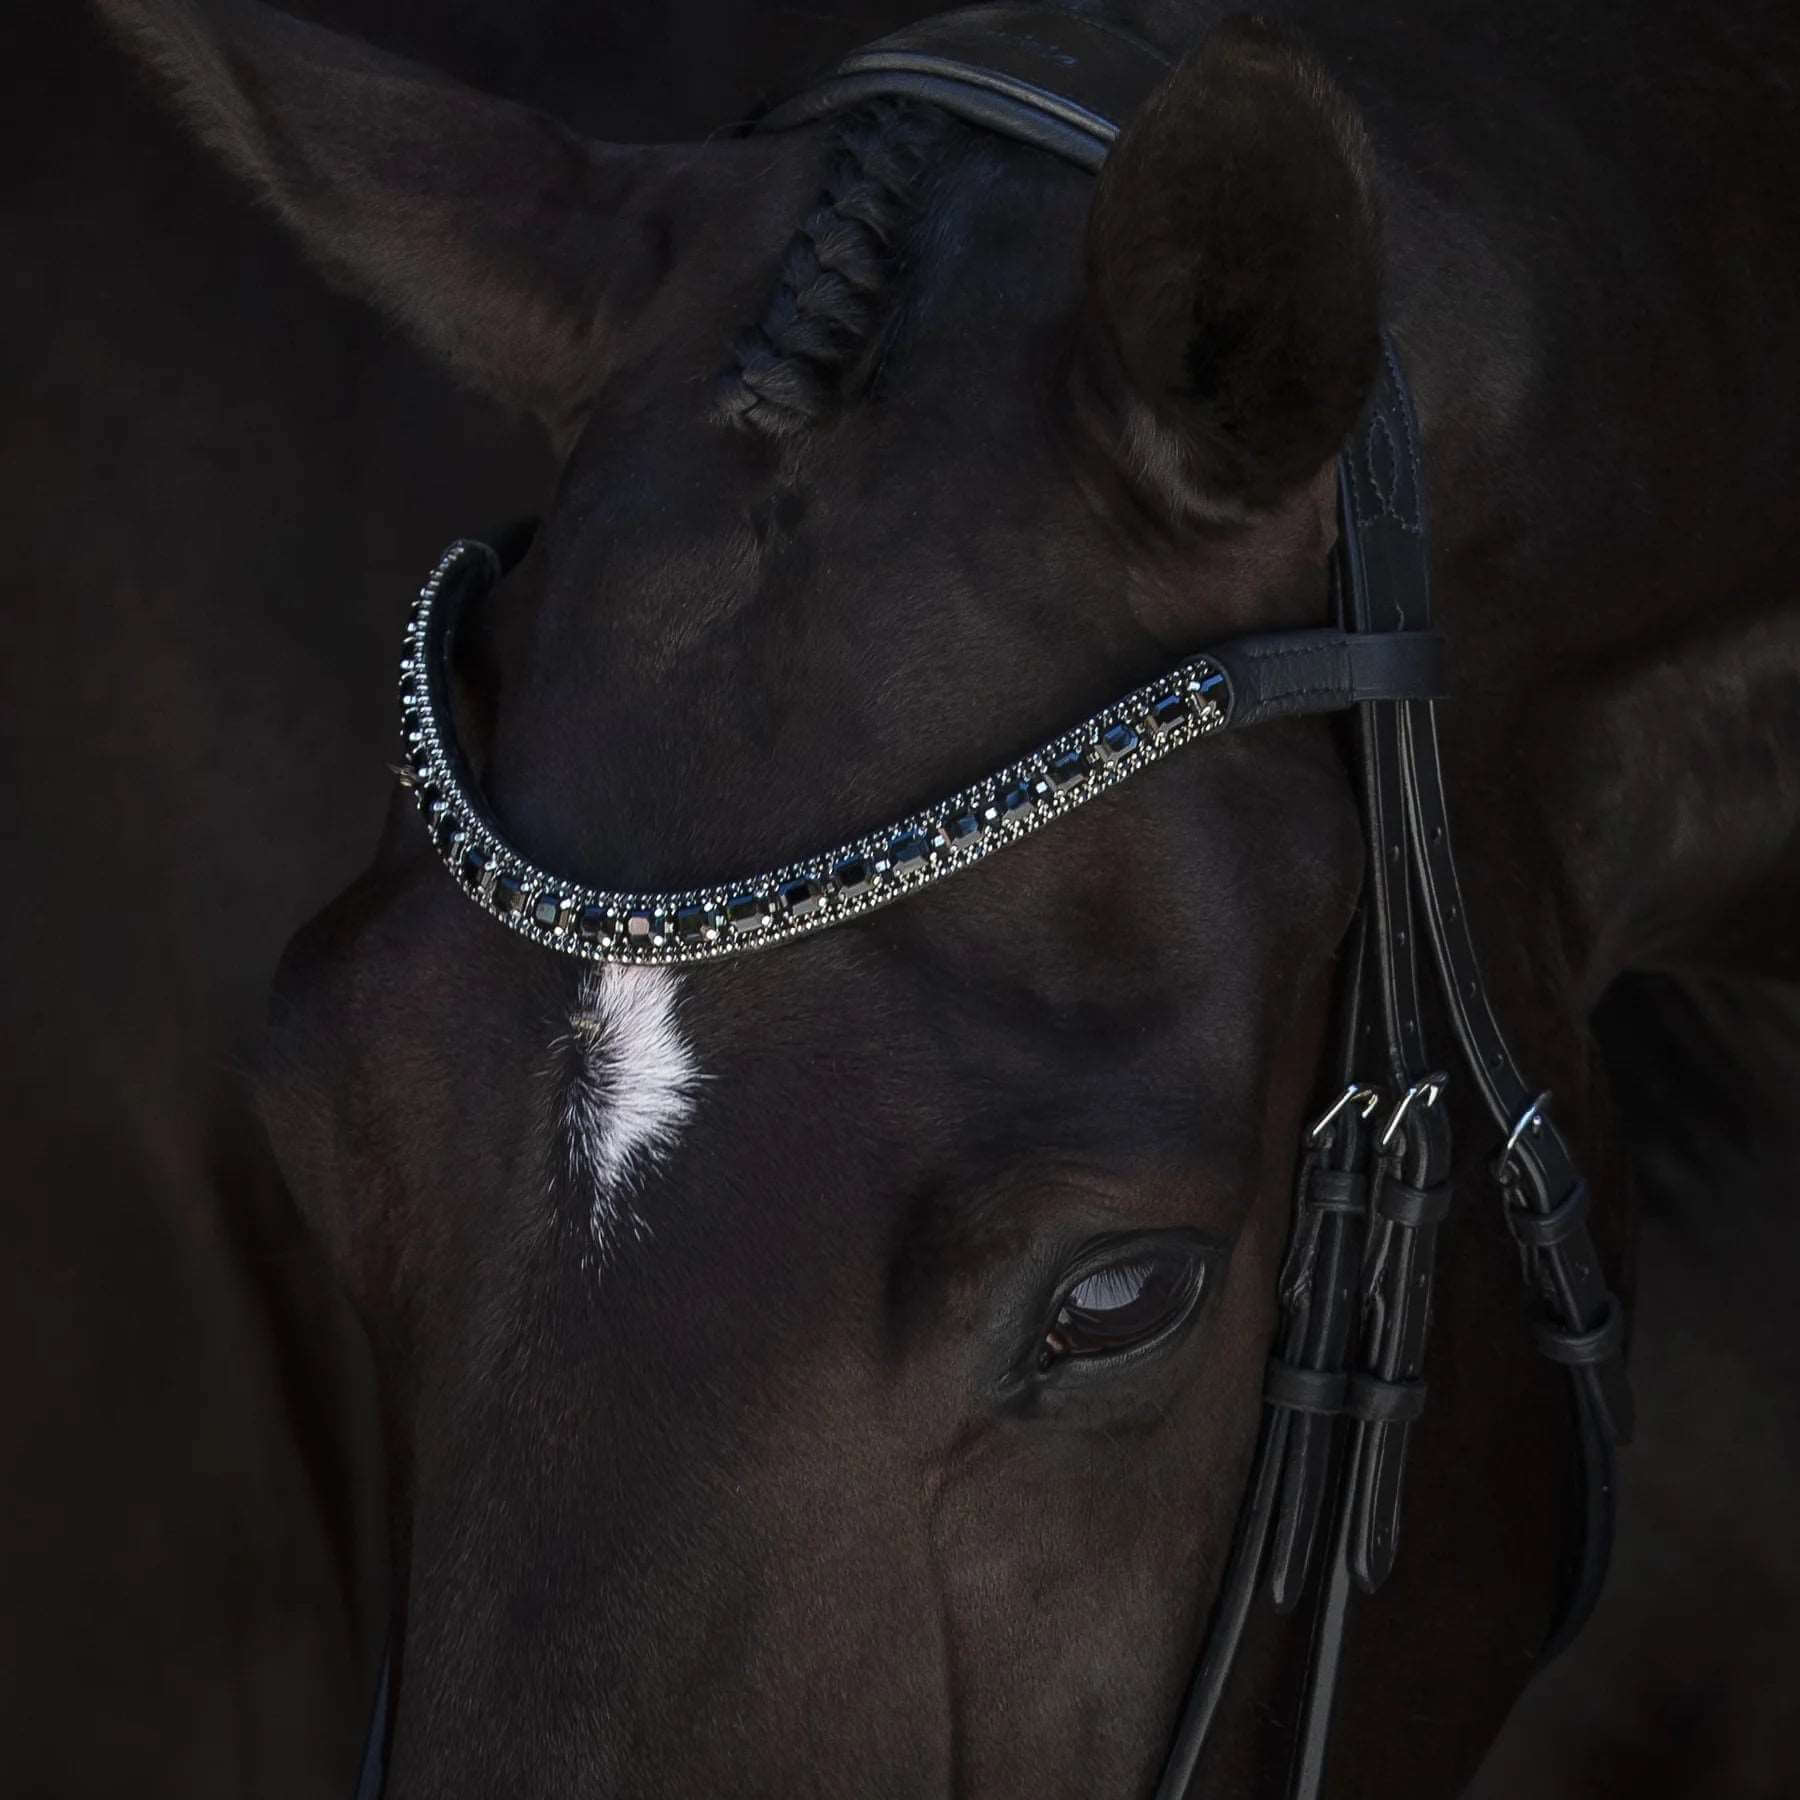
top-left (3, 5), bottom-right (1795, 1795)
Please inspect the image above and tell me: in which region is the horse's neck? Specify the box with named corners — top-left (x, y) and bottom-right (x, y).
top-left (1374, 34), bottom-right (1800, 996)
top-left (1420, 367), bottom-right (1800, 998)
top-left (1536, 592), bottom-right (1800, 987)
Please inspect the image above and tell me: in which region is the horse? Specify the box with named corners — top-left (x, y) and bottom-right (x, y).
top-left (95, 1), bottom-right (1800, 1794)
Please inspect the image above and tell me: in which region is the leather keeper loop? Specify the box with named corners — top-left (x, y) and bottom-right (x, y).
top-left (1374, 1178), bottom-right (1452, 1229)
top-left (1308, 1169), bottom-right (1367, 1215)
top-left (1507, 1179), bottom-right (1590, 1250)
top-left (1264, 1360), bottom-right (1347, 1416)
top-left (1345, 1373), bottom-right (1428, 1424)
top-left (1533, 1295), bottom-right (1625, 1367)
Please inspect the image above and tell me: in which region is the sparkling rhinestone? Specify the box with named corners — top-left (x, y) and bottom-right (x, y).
top-left (532, 890), bottom-right (564, 929)
top-left (491, 871), bottom-right (525, 915)
top-left (779, 877), bottom-right (825, 918)
top-left (1098, 721), bottom-right (1140, 763)
top-left (577, 904), bottom-right (611, 943)
top-left (889, 831), bottom-right (929, 874)
top-left (999, 783), bottom-right (1036, 824)
top-left (460, 844), bottom-right (491, 887)
top-left (945, 812), bottom-right (984, 846)
top-left (834, 856), bottom-right (873, 897)
top-left (1148, 693), bottom-right (1188, 737)
top-left (1189, 667), bottom-right (1230, 726)
top-left (1046, 750), bottom-right (1089, 792)
top-left (725, 893), bottom-right (768, 935)
top-left (410, 746), bottom-right (433, 781)
top-left (625, 910), bottom-right (656, 943)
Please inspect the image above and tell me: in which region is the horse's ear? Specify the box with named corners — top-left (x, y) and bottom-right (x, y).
top-left (1079, 17), bottom-right (1382, 517)
top-left (97, 0), bottom-right (688, 431)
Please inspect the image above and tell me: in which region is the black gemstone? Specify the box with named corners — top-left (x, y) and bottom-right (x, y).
top-left (460, 844), bottom-right (491, 886)
top-left (491, 871), bottom-right (525, 915)
top-left (999, 783), bottom-right (1036, 824)
top-left (1047, 750), bottom-right (1090, 792)
top-left (434, 812), bottom-right (464, 850)
top-left (532, 891), bottom-right (564, 929)
top-left (725, 893), bottom-right (767, 934)
top-left (1098, 721), bottom-right (1140, 763)
top-left (834, 856), bottom-right (873, 896)
top-left (889, 831), bottom-right (929, 873)
top-left (410, 746), bottom-right (433, 780)
top-left (1148, 693), bottom-right (1188, 737)
top-left (945, 812), bottom-right (984, 845)
top-left (577, 904), bottom-right (610, 942)
top-left (674, 903), bottom-right (710, 944)
top-left (779, 878), bottom-right (824, 918)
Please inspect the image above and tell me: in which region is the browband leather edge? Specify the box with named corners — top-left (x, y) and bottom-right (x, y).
top-left (1215, 630), bottom-right (1446, 729)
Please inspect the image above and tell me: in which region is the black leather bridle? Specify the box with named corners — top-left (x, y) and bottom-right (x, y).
top-left (352, 9), bottom-right (1632, 1795)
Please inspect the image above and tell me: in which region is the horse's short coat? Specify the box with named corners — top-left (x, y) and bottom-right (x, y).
top-left (91, 1), bottom-right (1800, 1795)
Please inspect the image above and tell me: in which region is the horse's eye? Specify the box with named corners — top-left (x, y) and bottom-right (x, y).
top-left (1040, 1249), bottom-right (1205, 1371)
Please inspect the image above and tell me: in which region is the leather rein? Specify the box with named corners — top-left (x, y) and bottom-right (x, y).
top-left (353, 8), bottom-right (1632, 1794)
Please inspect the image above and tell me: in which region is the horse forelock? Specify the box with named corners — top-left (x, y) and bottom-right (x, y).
top-left (713, 98), bottom-right (960, 437)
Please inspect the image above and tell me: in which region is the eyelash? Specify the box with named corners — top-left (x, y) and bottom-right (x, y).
top-left (1037, 1240), bottom-right (1209, 1375)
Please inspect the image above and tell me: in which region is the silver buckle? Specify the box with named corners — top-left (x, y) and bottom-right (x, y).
top-left (1377, 1072), bottom-right (1449, 1151)
top-left (1307, 1083), bottom-right (1382, 1145)
top-left (1497, 1090), bottom-right (1552, 1178)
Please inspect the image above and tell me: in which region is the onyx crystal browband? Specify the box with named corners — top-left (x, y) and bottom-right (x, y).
top-left (394, 537), bottom-right (1445, 967)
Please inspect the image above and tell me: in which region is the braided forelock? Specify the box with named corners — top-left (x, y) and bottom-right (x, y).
top-left (716, 100), bottom-right (956, 435)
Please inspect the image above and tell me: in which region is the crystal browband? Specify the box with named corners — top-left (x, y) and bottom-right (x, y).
top-left (397, 538), bottom-right (1446, 966)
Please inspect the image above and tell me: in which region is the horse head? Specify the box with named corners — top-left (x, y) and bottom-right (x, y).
top-left (102, 4), bottom-right (1610, 1793)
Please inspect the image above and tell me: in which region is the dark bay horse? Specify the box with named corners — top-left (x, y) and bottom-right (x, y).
top-left (93, 1), bottom-right (1800, 1794)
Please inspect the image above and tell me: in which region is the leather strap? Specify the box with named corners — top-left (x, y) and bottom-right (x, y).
top-left (1506, 1177), bottom-right (1590, 1250)
top-left (757, 4), bottom-right (1169, 172)
top-left (1210, 630), bottom-right (1446, 729)
top-left (1374, 1179), bottom-right (1452, 1228)
top-left (1347, 1374), bottom-right (1428, 1424)
top-left (1535, 1295), bottom-right (1626, 1367)
top-left (1265, 1363), bottom-right (1350, 1416)
top-left (1306, 1169), bottom-right (1366, 1214)
top-left (1344, 345), bottom-right (1631, 1670)
top-left (352, 1648), bottom-right (391, 1800)
top-left (1275, 373), bottom-right (1465, 1793)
